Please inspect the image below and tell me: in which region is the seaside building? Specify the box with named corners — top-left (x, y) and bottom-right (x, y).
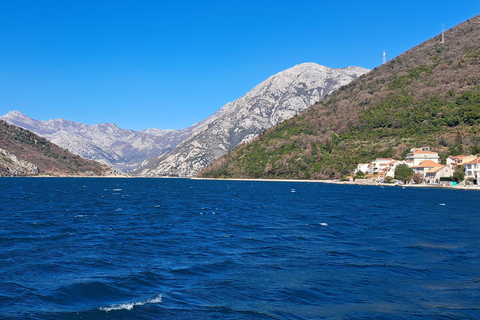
top-left (382, 160), bottom-right (405, 178)
top-left (406, 150), bottom-right (439, 166)
top-left (352, 147), bottom-right (457, 184)
top-left (464, 157), bottom-right (480, 183)
top-left (424, 165), bottom-right (454, 184)
top-left (410, 147), bottom-right (431, 152)
top-left (446, 155), bottom-right (477, 167)
top-left (411, 160), bottom-right (443, 176)
top-left (368, 158), bottom-right (394, 175)
top-left (354, 163), bottom-right (369, 174)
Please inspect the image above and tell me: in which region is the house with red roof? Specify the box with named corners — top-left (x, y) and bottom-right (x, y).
top-left (367, 158), bottom-right (393, 175)
top-left (411, 160), bottom-right (443, 176)
top-left (446, 155), bottom-right (477, 167)
top-left (406, 150), bottom-right (440, 166)
top-left (424, 165), bottom-right (454, 184)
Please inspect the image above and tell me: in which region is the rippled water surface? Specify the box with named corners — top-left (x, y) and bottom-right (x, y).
top-left (1, 178), bottom-right (479, 319)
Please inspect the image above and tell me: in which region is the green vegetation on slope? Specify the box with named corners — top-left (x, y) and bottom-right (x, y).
top-left (199, 16), bottom-right (480, 180)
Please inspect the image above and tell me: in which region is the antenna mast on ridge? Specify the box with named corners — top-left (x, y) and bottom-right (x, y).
top-left (441, 23), bottom-right (445, 44)
top-left (383, 50), bottom-right (386, 64)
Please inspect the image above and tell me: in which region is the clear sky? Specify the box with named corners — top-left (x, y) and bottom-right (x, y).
top-left (0, 1), bottom-right (478, 131)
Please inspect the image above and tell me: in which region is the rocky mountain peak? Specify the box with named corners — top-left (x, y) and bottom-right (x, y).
top-left (134, 62), bottom-right (370, 177)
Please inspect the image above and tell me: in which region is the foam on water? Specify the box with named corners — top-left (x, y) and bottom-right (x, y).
top-left (100, 294), bottom-right (163, 312)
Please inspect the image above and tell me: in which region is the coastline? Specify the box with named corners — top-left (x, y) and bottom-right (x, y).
top-left (192, 177), bottom-right (480, 191)
top-left (3, 175), bottom-right (479, 191)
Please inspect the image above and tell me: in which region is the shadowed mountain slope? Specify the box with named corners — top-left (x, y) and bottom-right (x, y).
top-left (0, 120), bottom-right (114, 176)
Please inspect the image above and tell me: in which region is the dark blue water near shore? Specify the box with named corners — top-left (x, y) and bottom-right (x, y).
top-left (1, 178), bottom-right (479, 319)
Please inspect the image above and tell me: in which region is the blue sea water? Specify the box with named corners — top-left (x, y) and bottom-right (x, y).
top-left (0, 178), bottom-right (479, 319)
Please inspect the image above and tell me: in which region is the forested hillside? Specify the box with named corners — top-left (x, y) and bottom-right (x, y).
top-left (199, 16), bottom-right (480, 180)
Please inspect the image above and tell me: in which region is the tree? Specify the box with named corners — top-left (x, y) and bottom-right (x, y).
top-left (356, 170), bottom-right (365, 178)
top-left (453, 165), bottom-right (465, 182)
top-left (412, 172), bottom-right (424, 184)
top-left (395, 164), bottom-right (414, 183)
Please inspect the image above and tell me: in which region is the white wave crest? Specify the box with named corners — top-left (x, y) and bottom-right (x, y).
top-left (100, 294), bottom-right (162, 312)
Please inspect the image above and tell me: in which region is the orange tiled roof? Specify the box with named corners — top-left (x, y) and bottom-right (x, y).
top-left (412, 160), bottom-right (443, 168)
top-left (411, 151), bottom-right (438, 154)
top-left (465, 157), bottom-right (480, 164)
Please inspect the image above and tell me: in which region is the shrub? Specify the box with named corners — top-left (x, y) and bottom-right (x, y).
top-left (412, 172), bottom-right (424, 184)
top-left (453, 165), bottom-right (465, 182)
top-left (395, 164), bottom-right (414, 183)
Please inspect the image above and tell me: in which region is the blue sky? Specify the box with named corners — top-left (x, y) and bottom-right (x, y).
top-left (0, 1), bottom-right (478, 131)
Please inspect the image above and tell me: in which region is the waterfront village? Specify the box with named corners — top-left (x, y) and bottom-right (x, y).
top-left (351, 147), bottom-right (480, 187)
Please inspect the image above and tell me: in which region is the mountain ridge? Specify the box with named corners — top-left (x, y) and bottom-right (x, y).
top-left (135, 62), bottom-right (369, 177)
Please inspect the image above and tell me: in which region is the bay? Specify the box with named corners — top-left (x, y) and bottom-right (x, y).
top-left (0, 177), bottom-right (479, 319)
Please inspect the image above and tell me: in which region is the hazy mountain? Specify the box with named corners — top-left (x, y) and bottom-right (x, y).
top-left (135, 63), bottom-right (369, 177)
top-left (0, 111), bottom-right (208, 172)
top-left (199, 16), bottom-right (480, 180)
top-left (0, 120), bottom-right (114, 176)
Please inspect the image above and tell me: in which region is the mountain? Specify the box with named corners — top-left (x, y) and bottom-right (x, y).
top-left (0, 120), bottom-right (114, 176)
top-left (135, 63), bottom-right (369, 177)
top-left (0, 111), bottom-right (205, 172)
top-left (198, 16), bottom-right (480, 180)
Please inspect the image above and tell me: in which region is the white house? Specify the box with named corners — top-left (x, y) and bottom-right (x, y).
top-left (406, 151), bottom-right (440, 166)
top-left (411, 160), bottom-right (443, 177)
top-left (368, 158), bottom-right (394, 174)
top-left (410, 147), bottom-right (431, 152)
top-left (354, 163), bottom-right (369, 174)
top-left (383, 160), bottom-right (405, 178)
top-left (424, 165), bottom-right (454, 184)
top-left (446, 155), bottom-right (477, 167)
top-left (464, 157), bottom-right (480, 182)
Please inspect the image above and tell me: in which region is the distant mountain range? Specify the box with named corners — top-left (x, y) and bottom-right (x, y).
top-left (1, 63), bottom-right (369, 175)
top-left (199, 16), bottom-right (480, 180)
top-left (135, 63), bottom-right (369, 177)
top-left (0, 120), bottom-right (114, 176)
top-left (0, 111), bottom-right (203, 172)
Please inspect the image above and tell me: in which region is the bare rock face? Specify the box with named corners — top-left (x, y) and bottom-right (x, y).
top-left (0, 147), bottom-right (39, 175)
top-left (135, 63), bottom-right (369, 177)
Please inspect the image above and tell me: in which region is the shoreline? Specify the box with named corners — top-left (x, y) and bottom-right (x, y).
top-left (192, 177), bottom-right (480, 191)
